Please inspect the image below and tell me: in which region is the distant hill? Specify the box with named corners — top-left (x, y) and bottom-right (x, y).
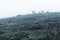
top-left (0, 12), bottom-right (60, 40)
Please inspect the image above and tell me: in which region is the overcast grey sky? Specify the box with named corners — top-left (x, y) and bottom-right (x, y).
top-left (0, 0), bottom-right (60, 18)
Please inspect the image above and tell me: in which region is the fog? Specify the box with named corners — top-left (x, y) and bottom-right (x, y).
top-left (0, 0), bottom-right (60, 18)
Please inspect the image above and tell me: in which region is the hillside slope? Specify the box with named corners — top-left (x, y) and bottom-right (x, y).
top-left (0, 12), bottom-right (60, 40)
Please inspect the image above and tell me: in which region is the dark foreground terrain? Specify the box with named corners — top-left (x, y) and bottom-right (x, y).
top-left (0, 12), bottom-right (60, 40)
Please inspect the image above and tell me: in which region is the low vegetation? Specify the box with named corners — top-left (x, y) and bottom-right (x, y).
top-left (0, 11), bottom-right (60, 40)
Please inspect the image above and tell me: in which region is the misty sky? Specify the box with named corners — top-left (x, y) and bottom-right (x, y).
top-left (0, 0), bottom-right (60, 18)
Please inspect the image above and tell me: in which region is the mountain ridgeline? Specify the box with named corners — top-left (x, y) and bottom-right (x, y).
top-left (0, 12), bottom-right (60, 40)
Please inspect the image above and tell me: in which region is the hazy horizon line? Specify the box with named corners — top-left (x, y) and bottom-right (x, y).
top-left (0, 11), bottom-right (60, 19)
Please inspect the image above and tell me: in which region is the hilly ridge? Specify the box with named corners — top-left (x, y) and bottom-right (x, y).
top-left (0, 12), bottom-right (60, 40)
